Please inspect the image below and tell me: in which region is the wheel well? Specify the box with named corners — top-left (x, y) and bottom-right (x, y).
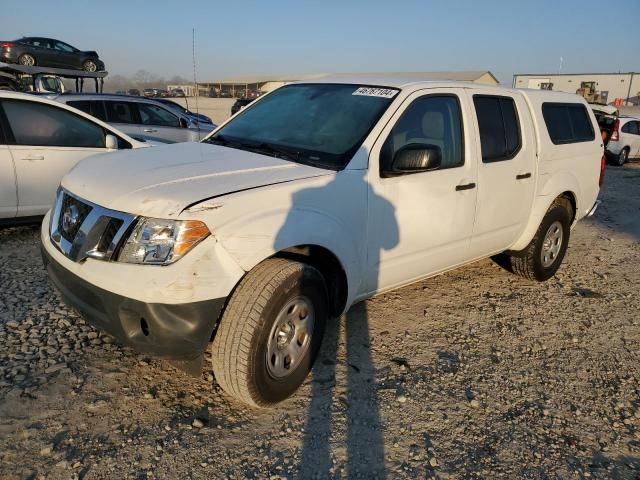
top-left (274, 245), bottom-right (348, 317)
top-left (559, 191), bottom-right (577, 223)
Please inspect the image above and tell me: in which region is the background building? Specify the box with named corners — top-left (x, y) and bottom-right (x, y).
top-left (512, 72), bottom-right (640, 106)
top-left (197, 71), bottom-right (498, 98)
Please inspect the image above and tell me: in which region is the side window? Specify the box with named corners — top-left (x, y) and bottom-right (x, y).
top-left (473, 95), bottom-right (521, 163)
top-left (67, 101), bottom-right (107, 122)
top-left (54, 41), bottom-right (74, 52)
top-left (622, 121), bottom-right (639, 135)
top-left (542, 103), bottom-right (595, 144)
top-left (0, 111), bottom-right (5, 144)
top-left (380, 95), bottom-right (464, 174)
top-left (89, 101), bottom-right (107, 122)
top-left (2, 100), bottom-right (105, 148)
top-left (105, 101), bottom-right (136, 124)
top-left (138, 103), bottom-right (181, 127)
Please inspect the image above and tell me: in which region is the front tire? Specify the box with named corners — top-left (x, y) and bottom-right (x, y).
top-left (508, 197), bottom-right (572, 281)
top-left (82, 60), bottom-right (97, 72)
top-left (18, 54), bottom-right (36, 66)
top-left (211, 258), bottom-right (328, 407)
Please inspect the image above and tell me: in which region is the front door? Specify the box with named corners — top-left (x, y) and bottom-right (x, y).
top-left (137, 102), bottom-right (192, 143)
top-left (0, 143), bottom-right (17, 219)
top-left (466, 91), bottom-right (537, 258)
top-left (1, 99), bottom-right (109, 216)
top-left (365, 88), bottom-right (478, 295)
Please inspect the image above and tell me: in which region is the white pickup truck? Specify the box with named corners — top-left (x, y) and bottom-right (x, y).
top-left (41, 78), bottom-right (604, 407)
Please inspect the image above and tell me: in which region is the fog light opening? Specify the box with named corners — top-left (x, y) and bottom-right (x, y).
top-left (140, 317), bottom-right (150, 337)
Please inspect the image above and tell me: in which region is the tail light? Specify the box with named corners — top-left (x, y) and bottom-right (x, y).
top-left (599, 154), bottom-right (606, 187)
top-left (610, 119), bottom-right (620, 142)
top-left (0, 42), bottom-right (16, 48)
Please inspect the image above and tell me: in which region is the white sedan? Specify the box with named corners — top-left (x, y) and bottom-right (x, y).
top-left (0, 92), bottom-right (146, 223)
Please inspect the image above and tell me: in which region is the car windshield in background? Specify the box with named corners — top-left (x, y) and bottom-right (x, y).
top-left (205, 84), bottom-right (399, 170)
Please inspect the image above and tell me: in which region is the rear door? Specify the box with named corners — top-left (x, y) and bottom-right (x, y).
top-left (467, 90), bottom-right (536, 258)
top-left (0, 112), bottom-right (17, 218)
top-left (103, 100), bottom-right (142, 139)
top-left (136, 102), bottom-right (192, 142)
top-left (1, 99), bottom-right (110, 216)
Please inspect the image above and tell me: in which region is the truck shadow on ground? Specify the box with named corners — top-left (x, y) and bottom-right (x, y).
top-left (271, 167), bottom-right (398, 478)
top-left (299, 304), bottom-right (386, 479)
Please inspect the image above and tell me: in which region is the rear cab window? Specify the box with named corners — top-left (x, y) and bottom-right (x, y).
top-left (473, 95), bottom-right (521, 163)
top-left (542, 103), bottom-right (595, 144)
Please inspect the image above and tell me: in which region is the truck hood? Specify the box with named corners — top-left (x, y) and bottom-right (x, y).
top-left (61, 142), bottom-right (333, 218)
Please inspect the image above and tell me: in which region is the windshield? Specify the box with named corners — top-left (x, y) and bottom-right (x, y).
top-left (162, 100), bottom-right (187, 114)
top-left (205, 83), bottom-right (398, 170)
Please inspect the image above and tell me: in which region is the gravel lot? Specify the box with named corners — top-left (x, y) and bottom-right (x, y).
top-left (0, 164), bottom-right (639, 480)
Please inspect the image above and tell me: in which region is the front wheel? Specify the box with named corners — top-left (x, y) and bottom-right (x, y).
top-left (82, 60), bottom-right (97, 72)
top-left (211, 258), bottom-right (328, 407)
top-left (508, 197), bottom-right (572, 281)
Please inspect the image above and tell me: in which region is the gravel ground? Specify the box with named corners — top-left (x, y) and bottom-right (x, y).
top-left (0, 164), bottom-right (639, 480)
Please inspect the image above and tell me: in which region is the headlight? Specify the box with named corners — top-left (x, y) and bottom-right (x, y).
top-left (118, 218), bottom-right (210, 265)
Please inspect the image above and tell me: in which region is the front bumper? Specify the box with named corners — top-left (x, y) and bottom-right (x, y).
top-left (42, 246), bottom-right (226, 365)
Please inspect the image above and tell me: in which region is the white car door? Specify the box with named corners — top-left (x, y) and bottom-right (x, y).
top-left (2, 98), bottom-right (111, 217)
top-left (466, 90), bottom-right (536, 258)
top-left (137, 102), bottom-right (194, 143)
top-left (0, 142), bottom-right (17, 219)
top-left (366, 88), bottom-right (478, 295)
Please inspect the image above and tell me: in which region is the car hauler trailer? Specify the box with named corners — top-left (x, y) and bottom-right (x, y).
top-left (0, 61), bottom-right (107, 94)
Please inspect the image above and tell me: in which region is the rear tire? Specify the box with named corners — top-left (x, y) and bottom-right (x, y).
top-left (211, 258), bottom-right (328, 408)
top-left (612, 147), bottom-right (628, 167)
top-left (18, 54), bottom-right (36, 66)
top-left (508, 197), bottom-right (572, 282)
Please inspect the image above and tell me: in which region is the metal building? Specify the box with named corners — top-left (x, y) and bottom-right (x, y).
top-left (198, 71), bottom-right (499, 98)
top-left (512, 72), bottom-right (640, 106)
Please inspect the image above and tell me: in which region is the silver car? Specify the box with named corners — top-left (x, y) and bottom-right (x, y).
top-left (52, 94), bottom-right (215, 143)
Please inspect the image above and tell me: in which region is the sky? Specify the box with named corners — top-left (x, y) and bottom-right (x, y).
top-left (1, 0), bottom-right (639, 85)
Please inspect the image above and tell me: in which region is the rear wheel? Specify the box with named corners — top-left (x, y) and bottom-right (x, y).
top-left (211, 258), bottom-right (328, 407)
top-left (82, 60), bottom-right (97, 72)
top-left (508, 197), bottom-right (572, 281)
top-left (613, 147), bottom-right (628, 167)
top-left (18, 54), bottom-right (36, 66)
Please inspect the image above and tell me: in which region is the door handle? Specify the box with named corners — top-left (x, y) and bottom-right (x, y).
top-left (455, 182), bottom-right (476, 191)
top-left (143, 128), bottom-right (158, 133)
top-left (20, 155), bottom-right (44, 161)
top-left (516, 172), bottom-right (532, 180)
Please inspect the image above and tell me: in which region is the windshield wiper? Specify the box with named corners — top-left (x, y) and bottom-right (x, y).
top-left (241, 141), bottom-right (302, 163)
top-left (208, 136), bottom-right (301, 162)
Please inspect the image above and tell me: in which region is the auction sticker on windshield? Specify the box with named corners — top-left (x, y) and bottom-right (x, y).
top-left (352, 87), bottom-right (398, 98)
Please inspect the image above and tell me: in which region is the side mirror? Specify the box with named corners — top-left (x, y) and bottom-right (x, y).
top-left (105, 134), bottom-right (118, 150)
top-left (179, 117), bottom-right (189, 128)
top-left (389, 144), bottom-right (442, 175)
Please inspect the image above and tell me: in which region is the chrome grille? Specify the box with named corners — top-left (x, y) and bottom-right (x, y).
top-left (50, 189), bottom-right (136, 263)
top-left (58, 193), bottom-right (92, 243)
